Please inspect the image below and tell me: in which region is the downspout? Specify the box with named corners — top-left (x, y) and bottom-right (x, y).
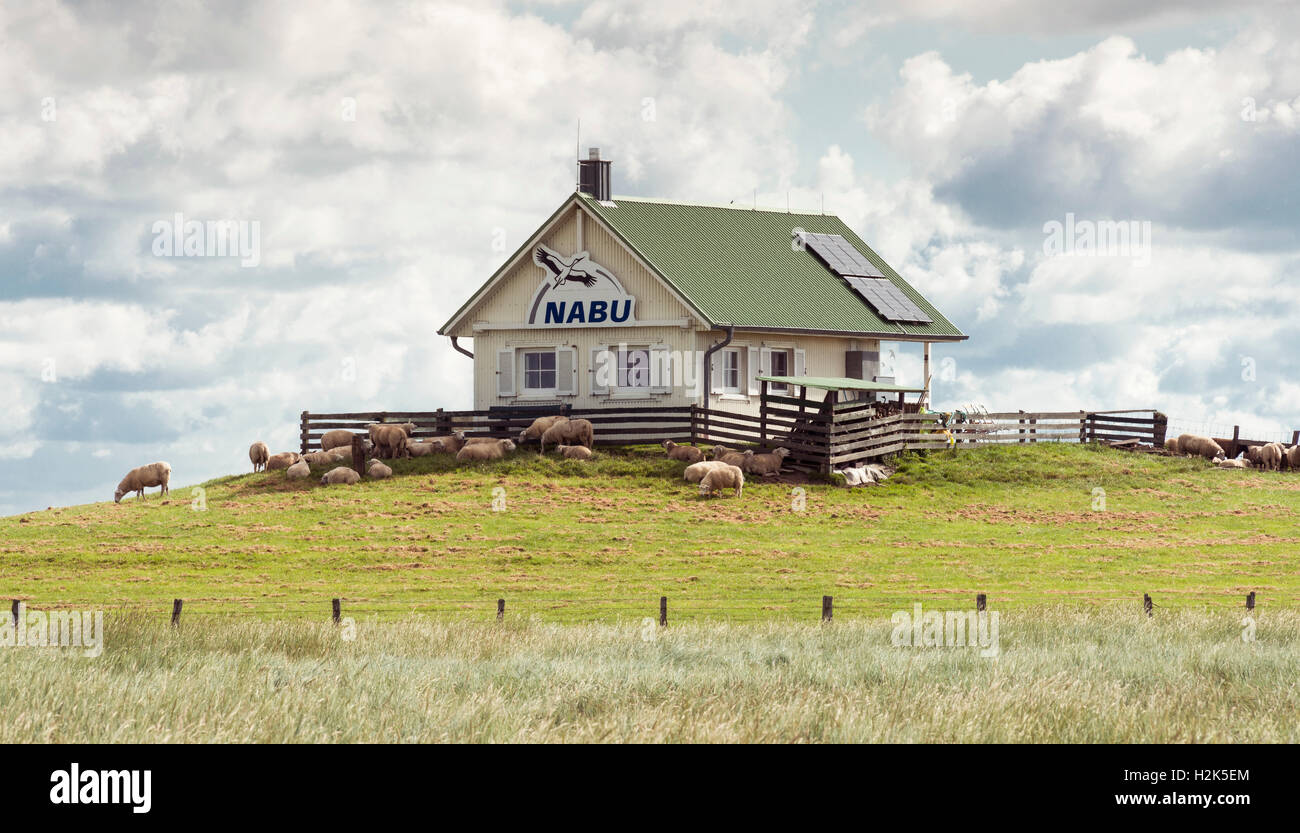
top-left (701, 324), bottom-right (734, 404)
top-left (450, 336), bottom-right (473, 359)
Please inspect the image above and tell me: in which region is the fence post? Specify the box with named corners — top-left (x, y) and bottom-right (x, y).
top-left (351, 434), bottom-right (366, 478)
top-left (171, 599), bottom-right (183, 627)
top-left (759, 380), bottom-right (769, 449)
top-left (1080, 411), bottom-right (1088, 444)
top-left (821, 595), bottom-right (833, 623)
top-left (1246, 592), bottom-right (1255, 611)
top-left (300, 410), bottom-right (310, 454)
top-left (1142, 593), bottom-right (1152, 618)
top-left (10, 599), bottom-right (19, 627)
top-left (332, 598), bottom-right (341, 624)
top-left (1292, 430), bottom-right (1299, 446)
top-left (496, 598), bottom-right (505, 621)
top-left (1018, 410), bottom-right (1025, 443)
top-left (1231, 425), bottom-right (1240, 458)
top-left (976, 593), bottom-right (986, 612)
top-left (1152, 411), bottom-right (1167, 447)
top-left (659, 596), bottom-right (667, 627)
top-left (436, 407), bottom-right (448, 436)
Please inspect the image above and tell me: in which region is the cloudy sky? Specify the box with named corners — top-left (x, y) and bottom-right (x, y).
top-left (2, 0), bottom-right (1298, 515)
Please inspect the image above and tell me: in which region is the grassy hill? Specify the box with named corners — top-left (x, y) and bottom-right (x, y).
top-left (3, 443), bottom-right (1299, 621)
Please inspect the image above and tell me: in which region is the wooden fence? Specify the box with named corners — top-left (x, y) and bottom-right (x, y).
top-left (300, 400), bottom-right (1166, 473)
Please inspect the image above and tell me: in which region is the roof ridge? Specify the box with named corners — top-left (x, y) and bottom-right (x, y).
top-left (586, 192), bottom-right (835, 219)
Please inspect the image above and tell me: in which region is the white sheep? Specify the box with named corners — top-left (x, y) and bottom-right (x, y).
top-left (456, 439), bottom-right (517, 462)
top-left (1288, 446), bottom-right (1300, 471)
top-left (1175, 434), bottom-right (1224, 461)
top-left (320, 430), bottom-right (356, 452)
top-left (249, 441), bottom-right (269, 472)
top-left (541, 418), bottom-right (594, 453)
top-left (662, 440), bottom-right (704, 464)
top-left (743, 448), bottom-right (789, 476)
top-left (366, 459), bottom-right (393, 478)
top-left (683, 460), bottom-right (730, 483)
top-left (406, 438), bottom-right (437, 457)
top-left (428, 431), bottom-right (467, 453)
top-left (1260, 442), bottom-right (1284, 472)
top-left (300, 450), bottom-right (337, 467)
top-left (519, 415), bottom-right (569, 446)
top-left (114, 462), bottom-right (171, 503)
top-left (556, 444), bottom-right (593, 460)
top-left (285, 460), bottom-right (311, 479)
top-left (710, 445), bottom-right (748, 469)
top-left (266, 452), bottom-right (301, 470)
top-left (320, 466), bottom-right (361, 485)
top-left (1164, 437), bottom-right (1180, 456)
top-left (699, 464), bottom-right (745, 498)
top-left (367, 422), bottom-right (416, 459)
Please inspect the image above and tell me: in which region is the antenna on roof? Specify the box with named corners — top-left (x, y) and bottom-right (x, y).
top-left (574, 119), bottom-right (581, 192)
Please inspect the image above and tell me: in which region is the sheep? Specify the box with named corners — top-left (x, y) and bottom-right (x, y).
top-left (285, 460), bottom-right (311, 479)
top-left (662, 440), bottom-right (704, 464)
top-left (709, 445), bottom-right (733, 460)
top-left (519, 415), bottom-right (569, 446)
top-left (406, 438), bottom-right (437, 457)
top-left (1175, 434), bottom-right (1224, 461)
top-left (540, 418), bottom-right (594, 453)
top-left (707, 444), bottom-right (748, 468)
top-left (114, 462), bottom-right (171, 503)
top-left (1260, 442), bottom-right (1284, 472)
top-left (456, 438), bottom-right (517, 462)
top-left (1268, 442), bottom-right (1289, 471)
top-left (320, 430), bottom-right (356, 452)
top-left (1216, 457), bottom-right (1251, 469)
top-left (1288, 445), bottom-right (1300, 471)
top-left (266, 452), bottom-right (301, 470)
top-left (369, 423), bottom-right (415, 460)
top-left (428, 431), bottom-right (467, 453)
top-left (1244, 445), bottom-right (1264, 466)
top-left (1164, 437), bottom-right (1180, 456)
top-left (744, 447), bottom-right (790, 477)
top-left (320, 466), bottom-right (361, 485)
top-left (249, 441), bottom-right (269, 472)
top-left (556, 444), bottom-right (593, 460)
top-left (366, 459), bottom-right (393, 479)
top-left (699, 464), bottom-right (745, 498)
top-left (683, 460), bottom-right (730, 483)
top-left (300, 450), bottom-right (337, 467)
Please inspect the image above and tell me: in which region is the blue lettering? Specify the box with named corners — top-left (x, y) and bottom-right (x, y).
top-left (566, 302), bottom-right (586, 324)
top-left (611, 299), bottom-right (632, 323)
top-left (544, 301), bottom-right (565, 324)
top-left (588, 300), bottom-right (608, 323)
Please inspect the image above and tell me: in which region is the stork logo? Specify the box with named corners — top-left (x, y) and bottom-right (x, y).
top-left (527, 244), bottom-right (637, 327)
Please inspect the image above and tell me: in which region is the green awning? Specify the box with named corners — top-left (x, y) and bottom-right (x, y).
top-left (757, 375), bottom-right (925, 393)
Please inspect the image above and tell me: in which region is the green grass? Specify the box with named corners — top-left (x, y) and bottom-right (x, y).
top-left (2, 443), bottom-right (1299, 622)
top-left (1, 610), bottom-right (1296, 742)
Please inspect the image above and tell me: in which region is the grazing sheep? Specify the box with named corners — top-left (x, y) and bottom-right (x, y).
top-left (1175, 434), bottom-right (1224, 461)
top-left (320, 430), bottom-right (356, 452)
top-left (249, 441), bottom-right (269, 472)
top-left (556, 444), bottom-right (593, 460)
top-left (662, 440), bottom-right (704, 464)
top-left (519, 415), bottom-right (569, 445)
top-left (540, 418), bottom-right (594, 453)
top-left (114, 462), bottom-right (171, 503)
top-left (683, 460), bottom-right (730, 483)
top-left (456, 438), bottom-right (517, 462)
top-left (320, 466), bottom-right (361, 485)
top-left (266, 452), bottom-right (301, 471)
top-left (369, 423), bottom-right (415, 460)
top-left (699, 464), bottom-right (745, 498)
top-left (744, 448), bottom-right (790, 477)
top-left (366, 459), bottom-right (392, 479)
top-left (285, 460), bottom-right (311, 479)
top-left (1244, 445), bottom-right (1263, 466)
top-left (1164, 437), bottom-right (1180, 456)
top-left (1260, 442), bottom-right (1284, 472)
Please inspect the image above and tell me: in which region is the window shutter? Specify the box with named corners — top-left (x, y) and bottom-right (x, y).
top-left (556, 347), bottom-right (577, 395)
top-left (650, 344), bottom-right (671, 393)
top-left (710, 349), bottom-right (725, 394)
top-left (794, 348), bottom-right (806, 377)
top-left (496, 348), bottom-right (515, 397)
top-left (590, 346), bottom-right (610, 395)
top-left (759, 347), bottom-right (772, 378)
top-left (747, 346), bottom-right (760, 395)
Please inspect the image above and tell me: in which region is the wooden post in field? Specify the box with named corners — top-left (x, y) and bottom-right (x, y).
top-left (351, 434), bottom-right (365, 478)
top-left (1152, 411), bottom-right (1168, 447)
top-left (759, 380), bottom-right (769, 449)
top-left (1292, 429), bottom-right (1299, 446)
top-left (689, 404), bottom-right (699, 446)
top-left (976, 593), bottom-right (986, 612)
top-left (1018, 410), bottom-right (1025, 443)
top-left (332, 598), bottom-right (341, 624)
top-left (1246, 592), bottom-right (1256, 611)
top-left (1143, 593), bottom-right (1152, 618)
top-left (821, 595), bottom-right (833, 623)
top-left (171, 599), bottom-right (183, 627)
top-left (300, 410), bottom-right (310, 454)
top-left (10, 599), bottom-right (19, 627)
top-left (659, 596), bottom-right (667, 627)
top-left (496, 598), bottom-right (505, 621)
top-left (1231, 425), bottom-right (1240, 458)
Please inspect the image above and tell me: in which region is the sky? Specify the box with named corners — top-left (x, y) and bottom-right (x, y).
top-left (2, 0), bottom-right (1298, 515)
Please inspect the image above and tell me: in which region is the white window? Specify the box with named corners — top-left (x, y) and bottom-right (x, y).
top-left (523, 350), bottom-right (557, 393)
top-left (722, 349), bottom-right (741, 393)
top-left (768, 349), bottom-right (790, 393)
top-left (616, 347), bottom-right (651, 390)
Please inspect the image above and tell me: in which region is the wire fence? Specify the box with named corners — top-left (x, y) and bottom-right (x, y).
top-left (1166, 416), bottom-right (1298, 446)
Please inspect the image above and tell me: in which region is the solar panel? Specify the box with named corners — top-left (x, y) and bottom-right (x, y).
top-left (796, 231), bottom-right (933, 323)
top-left (845, 276), bottom-right (933, 323)
top-left (799, 232), bottom-right (885, 278)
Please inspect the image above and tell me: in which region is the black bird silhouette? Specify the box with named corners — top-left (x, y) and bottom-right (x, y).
top-left (533, 246), bottom-right (599, 287)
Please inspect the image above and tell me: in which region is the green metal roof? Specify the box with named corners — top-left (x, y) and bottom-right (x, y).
top-left (758, 375), bottom-right (925, 393)
top-left (579, 194), bottom-right (966, 340)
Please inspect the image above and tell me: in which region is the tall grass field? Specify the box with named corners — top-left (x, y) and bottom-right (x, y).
top-left (2, 443), bottom-right (1298, 742)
